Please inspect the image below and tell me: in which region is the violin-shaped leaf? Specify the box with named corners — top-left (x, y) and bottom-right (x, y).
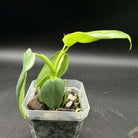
top-left (16, 48), bottom-right (35, 118)
top-left (37, 78), bottom-right (65, 109)
top-left (62, 30), bottom-right (132, 50)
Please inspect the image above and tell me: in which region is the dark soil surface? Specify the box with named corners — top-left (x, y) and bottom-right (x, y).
top-left (27, 95), bottom-right (49, 110)
top-left (27, 91), bottom-right (81, 112)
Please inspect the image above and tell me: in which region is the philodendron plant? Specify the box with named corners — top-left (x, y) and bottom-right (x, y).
top-left (16, 30), bottom-right (132, 118)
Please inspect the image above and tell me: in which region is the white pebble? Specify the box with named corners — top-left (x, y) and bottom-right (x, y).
top-left (65, 101), bottom-right (73, 108)
top-left (67, 94), bottom-right (76, 101)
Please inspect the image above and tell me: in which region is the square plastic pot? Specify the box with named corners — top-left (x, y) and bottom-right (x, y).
top-left (22, 79), bottom-right (90, 138)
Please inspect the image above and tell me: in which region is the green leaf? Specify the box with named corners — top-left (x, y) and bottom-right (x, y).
top-left (38, 78), bottom-right (65, 109)
top-left (61, 80), bottom-right (67, 107)
top-left (18, 72), bottom-right (27, 118)
top-left (62, 30), bottom-right (132, 50)
top-left (35, 51), bottom-right (69, 88)
top-left (35, 53), bottom-right (56, 77)
top-left (16, 48), bottom-right (35, 118)
top-left (35, 51), bottom-right (60, 88)
top-left (16, 71), bottom-right (25, 104)
top-left (23, 49), bottom-right (36, 71)
top-left (37, 75), bottom-right (50, 89)
top-left (57, 53), bottom-right (69, 78)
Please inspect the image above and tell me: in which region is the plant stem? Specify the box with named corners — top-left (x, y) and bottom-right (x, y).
top-left (61, 80), bottom-right (67, 107)
top-left (35, 53), bottom-right (57, 78)
top-left (54, 45), bottom-right (70, 70)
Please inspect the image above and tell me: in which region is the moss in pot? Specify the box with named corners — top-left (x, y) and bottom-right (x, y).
top-left (16, 30), bottom-right (132, 138)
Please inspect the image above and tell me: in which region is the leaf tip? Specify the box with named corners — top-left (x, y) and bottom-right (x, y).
top-left (128, 36), bottom-right (132, 51)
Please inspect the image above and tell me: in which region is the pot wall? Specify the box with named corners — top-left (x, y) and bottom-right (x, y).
top-left (27, 119), bottom-right (84, 138)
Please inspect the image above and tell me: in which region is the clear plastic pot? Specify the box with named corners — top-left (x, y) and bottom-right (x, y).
top-left (22, 79), bottom-right (90, 138)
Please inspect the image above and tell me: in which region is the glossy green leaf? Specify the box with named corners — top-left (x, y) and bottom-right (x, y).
top-left (38, 78), bottom-right (65, 109)
top-left (35, 51), bottom-right (60, 88)
top-left (57, 53), bottom-right (69, 77)
top-left (18, 72), bottom-right (27, 118)
top-left (35, 53), bottom-right (56, 76)
top-left (61, 80), bottom-right (67, 107)
top-left (16, 48), bottom-right (35, 118)
top-left (35, 51), bottom-right (69, 88)
top-left (62, 30), bottom-right (132, 50)
top-left (37, 75), bottom-right (50, 89)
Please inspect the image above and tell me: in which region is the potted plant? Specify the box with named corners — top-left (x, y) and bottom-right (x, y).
top-left (16, 30), bottom-right (132, 138)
